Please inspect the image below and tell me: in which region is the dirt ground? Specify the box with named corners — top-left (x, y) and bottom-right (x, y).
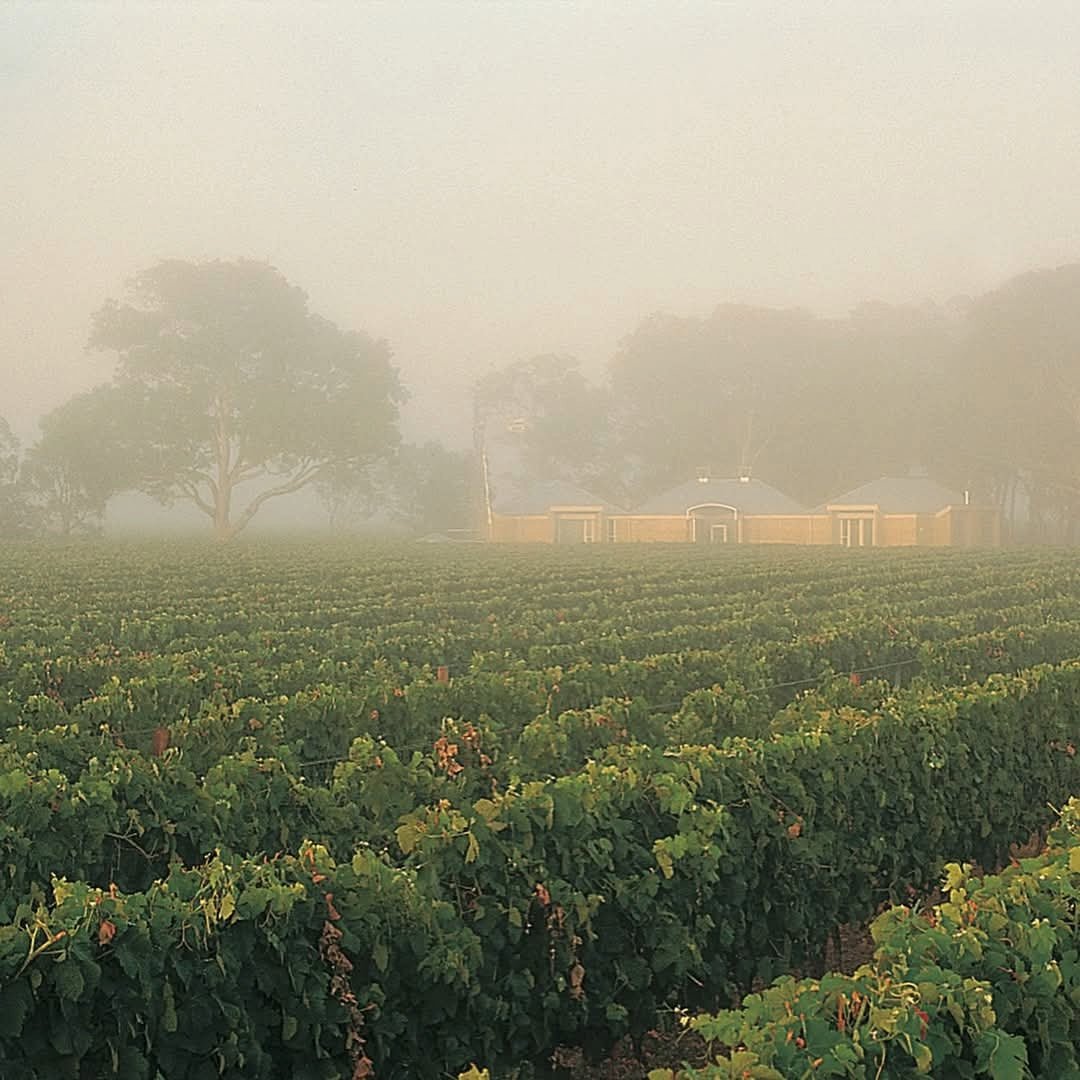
top-left (549, 1028), bottom-right (712, 1080)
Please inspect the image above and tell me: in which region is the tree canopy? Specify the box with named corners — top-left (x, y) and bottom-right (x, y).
top-left (88, 259), bottom-right (405, 539)
top-left (20, 389), bottom-right (132, 536)
top-left (319, 441), bottom-right (474, 536)
top-left (486, 304), bottom-right (965, 511)
top-left (0, 417), bottom-right (26, 536)
top-left (609, 305), bottom-right (825, 499)
top-left (953, 265), bottom-right (1080, 539)
top-left (475, 355), bottom-right (629, 502)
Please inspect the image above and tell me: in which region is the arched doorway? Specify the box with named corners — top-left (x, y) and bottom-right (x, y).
top-left (687, 504), bottom-right (737, 544)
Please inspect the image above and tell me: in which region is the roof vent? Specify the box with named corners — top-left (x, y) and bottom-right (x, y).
top-left (696, 467), bottom-right (710, 483)
top-left (737, 464), bottom-right (752, 483)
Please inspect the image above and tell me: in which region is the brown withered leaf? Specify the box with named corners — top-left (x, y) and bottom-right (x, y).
top-left (568, 962), bottom-right (586, 1000)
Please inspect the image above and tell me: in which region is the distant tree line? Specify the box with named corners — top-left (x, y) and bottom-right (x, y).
top-left (3, 258), bottom-right (1080, 541)
top-left (477, 264), bottom-right (1080, 543)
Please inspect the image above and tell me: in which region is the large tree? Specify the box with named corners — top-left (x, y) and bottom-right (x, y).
top-left (474, 355), bottom-right (629, 502)
top-left (609, 305), bottom-right (826, 500)
top-left (318, 441), bottom-right (474, 535)
top-left (950, 264), bottom-right (1080, 540)
top-left (805, 300), bottom-right (961, 504)
top-left (607, 301), bottom-right (962, 506)
top-left (89, 259), bottom-right (405, 539)
top-left (20, 388), bottom-right (131, 536)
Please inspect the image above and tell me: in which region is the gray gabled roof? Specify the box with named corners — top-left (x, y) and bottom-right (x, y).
top-left (822, 476), bottom-right (962, 514)
top-left (490, 475), bottom-right (625, 516)
top-left (634, 477), bottom-right (806, 516)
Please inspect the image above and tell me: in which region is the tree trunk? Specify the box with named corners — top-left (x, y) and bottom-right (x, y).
top-left (213, 396), bottom-right (234, 541)
top-left (214, 479), bottom-right (234, 541)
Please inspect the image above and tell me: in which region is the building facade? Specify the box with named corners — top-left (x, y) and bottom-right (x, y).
top-left (488, 472), bottom-right (1001, 548)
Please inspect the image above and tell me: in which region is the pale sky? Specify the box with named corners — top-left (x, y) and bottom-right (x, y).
top-left (3, 1), bottom-right (1080, 445)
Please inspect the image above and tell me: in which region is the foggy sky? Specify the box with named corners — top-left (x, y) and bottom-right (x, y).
top-left (4, 1), bottom-right (1080, 446)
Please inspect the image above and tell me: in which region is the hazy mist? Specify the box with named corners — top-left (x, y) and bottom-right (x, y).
top-left (5, 1), bottom-right (1080, 448)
